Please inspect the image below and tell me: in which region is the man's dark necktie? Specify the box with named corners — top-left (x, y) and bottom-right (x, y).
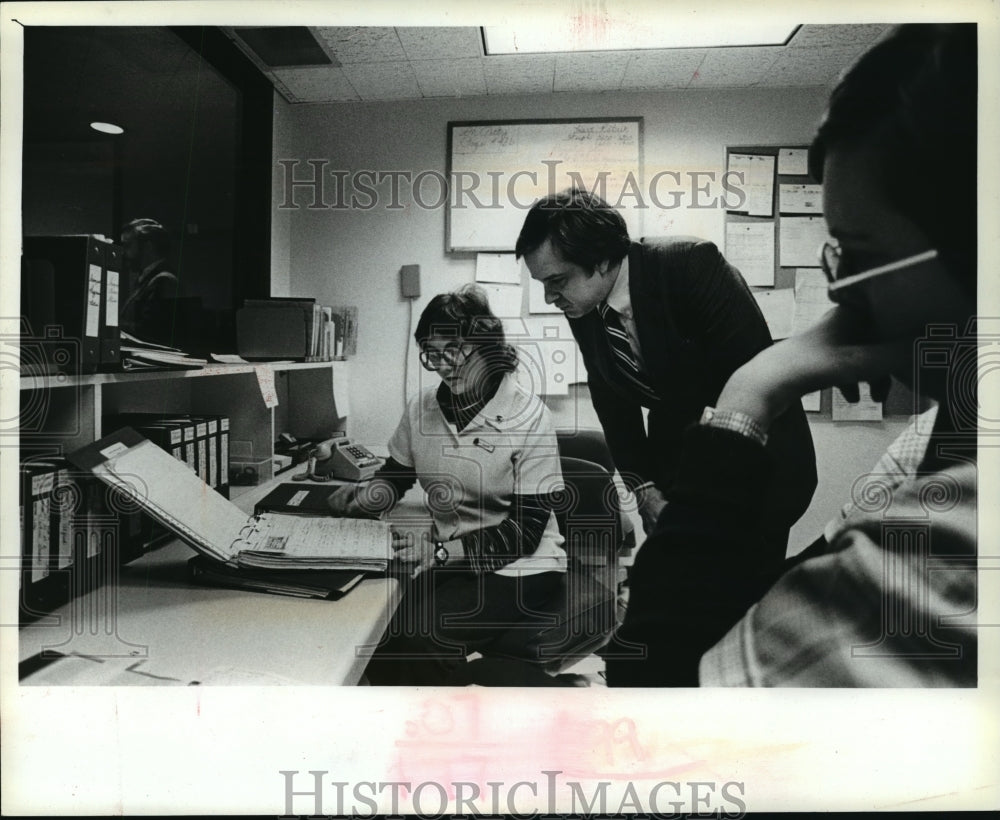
top-left (598, 302), bottom-right (658, 401)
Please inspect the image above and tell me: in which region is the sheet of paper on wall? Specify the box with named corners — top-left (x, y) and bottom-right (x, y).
top-left (726, 153), bottom-right (775, 216)
top-left (517, 316), bottom-right (579, 394)
top-left (528, 276), bottom-right (563, 314)
top-left (482, 283), bottom-right (523, 317)
top-left (792, 268), bottom-right (835, 334)
top-left (522, 312), bottom-right (573, 342)
top-left (752, 288), bottom-right (795, 340)
top-left (779, 183), bottom-right (823, 215)
top-left (725, 221), bottom-right (775, 286)
top-left (331, 360), bottom-right (351, 417)
top-left (254, 365), bottom-right (278, 409)
top-left (475, 253), bottom-right (522, 285)
top-left (777, 147), bottom-right (809, 176)
top-left (831, 382), bottom-right (883, 422)
top-left (779, 216), bottom-right (829, 268)
top-left (801, 391), bottom-right (822, 412)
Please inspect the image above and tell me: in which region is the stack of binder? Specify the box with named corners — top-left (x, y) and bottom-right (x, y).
top-left (21, 234), bottom-right (124, 374)
top-left (103, 412), bottom-right (231, 499)
top-left (18, 458), bottom-right (118, 622)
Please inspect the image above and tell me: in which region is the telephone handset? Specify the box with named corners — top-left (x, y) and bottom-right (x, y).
top-left (305, 436), bottom-right (381, 482)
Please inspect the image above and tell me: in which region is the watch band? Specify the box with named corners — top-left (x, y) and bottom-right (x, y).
top-left (699, 406), bottom-right (768, 446)
top-left (433, 541), bottom-right (449, 566)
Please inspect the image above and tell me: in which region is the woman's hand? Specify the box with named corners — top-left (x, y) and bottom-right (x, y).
top-left (391, 530), bottom-right (435, 578)
top-left (328, 479), bottom-right (396, 518)
top-left (716, 307), bottom-right (909, 431)
top-left (327, 484), bottom-right (362, 516)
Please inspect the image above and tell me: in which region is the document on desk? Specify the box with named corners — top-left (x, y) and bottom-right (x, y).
top-left (69, 428), bottom-right (393, 572)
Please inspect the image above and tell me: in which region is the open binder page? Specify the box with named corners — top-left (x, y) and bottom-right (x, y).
top-left (71, 428), bottom-right (248, 562)
top-left (238, 514), bottom-right (392, 570)
top-left (70, 427), bottom-right (393, 571)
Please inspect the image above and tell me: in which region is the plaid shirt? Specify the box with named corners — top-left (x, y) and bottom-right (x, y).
top-left (700, 406), bottom-right (977, 687)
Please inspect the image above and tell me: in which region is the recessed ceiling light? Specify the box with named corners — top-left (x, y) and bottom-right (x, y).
top-left (483, 22), bottom-right (799, 54)
top-left (90, 121), bottom-right (124, 135)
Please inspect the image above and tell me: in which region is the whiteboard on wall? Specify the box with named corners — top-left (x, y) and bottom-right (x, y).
top-left (446, 118), bottom-right (644, 252)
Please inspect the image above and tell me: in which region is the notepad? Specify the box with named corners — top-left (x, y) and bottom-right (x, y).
top-left (69, 427), bottom-right (392, 573)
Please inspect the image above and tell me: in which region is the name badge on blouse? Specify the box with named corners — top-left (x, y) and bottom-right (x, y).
top-left (473, 437), bottom-right (495, 453)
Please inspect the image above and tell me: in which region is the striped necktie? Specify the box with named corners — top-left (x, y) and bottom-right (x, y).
top-left (597, 302), bottom-right (658, 401)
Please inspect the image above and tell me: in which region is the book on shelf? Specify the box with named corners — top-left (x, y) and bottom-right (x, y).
top-left (68, 427), bottom-right (393, 575)
top-left (120, 329), bottom-right (207, 370)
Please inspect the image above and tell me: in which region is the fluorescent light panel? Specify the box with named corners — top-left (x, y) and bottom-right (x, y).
top-left (483, 23), bottom-right (798, 54)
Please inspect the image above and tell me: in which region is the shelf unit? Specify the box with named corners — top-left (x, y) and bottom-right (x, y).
top-left (16, 360), bottom-right (351, 624)
top-left (19, 360), bottom-right (348, 460)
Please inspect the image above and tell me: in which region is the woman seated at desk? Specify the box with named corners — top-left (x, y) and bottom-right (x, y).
top-left (328, 285), bottom-right (567, 685)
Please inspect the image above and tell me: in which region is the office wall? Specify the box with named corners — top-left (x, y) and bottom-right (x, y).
top-left (273, 85), bottom-right (909, 552)
top-left (270, 94), bottom-right (294, 297)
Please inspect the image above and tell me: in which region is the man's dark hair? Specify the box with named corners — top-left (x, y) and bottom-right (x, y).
top-left (808, 23), bottom-right (976, 289)
top-left (121, 218), bottom-right (170, 256)
top-left (515, 188), bottom-right (631, 272)
top-left (414, 284), bottom-right (517, 374)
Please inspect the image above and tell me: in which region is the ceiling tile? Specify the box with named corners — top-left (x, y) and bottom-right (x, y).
top-left (761, 45), bottom-right (866, 87)
top-left (395, 27), bottom-right (482, 61)
top-left (553, 53), bottom-right (630, 92)
top-left (342, 61), bottom-right (421, 100)
top-left (688, 46), bottom-right (782, 88)
top-left (412, 59), bottom-right (487, 98)
top-left (313, 26), bottom-right (407, 63)
top-left (621, 49), bottom-right (705, 89)
top-left (483, 54), bottom-right (555, 95)
top-left (270, 66), bottom-right (359, 102)
top-left (788, 24), bottom-right (893, 49)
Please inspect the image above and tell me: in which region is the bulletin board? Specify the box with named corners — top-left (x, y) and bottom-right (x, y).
top-left (446, 118), bottom-right (643, 253)
top-left (723, 144), bottom-right (921, 419)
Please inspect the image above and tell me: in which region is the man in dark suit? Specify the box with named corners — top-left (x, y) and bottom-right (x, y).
top-left (516, 188), bottom-right (817, 564)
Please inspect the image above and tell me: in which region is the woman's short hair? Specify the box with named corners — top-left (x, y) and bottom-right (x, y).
top-left (515, 187), bottom-right (631, 271)
top-left (808, 23), bottom-right (977, 286)
top-left (415, 284), bottom-right (518, 373)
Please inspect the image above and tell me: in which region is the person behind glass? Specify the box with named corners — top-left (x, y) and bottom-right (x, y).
top-left (516, 189), bottom-right (818, 564)
top-left (607, 23), bottom-right (978, 687)
top-left (328, 284), bottom-right (568, 685)
top-left (119, 218), bottom-right (180, 343)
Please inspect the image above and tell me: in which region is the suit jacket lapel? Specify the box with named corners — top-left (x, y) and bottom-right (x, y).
top-left (627, 241), bottom-right (673, 398)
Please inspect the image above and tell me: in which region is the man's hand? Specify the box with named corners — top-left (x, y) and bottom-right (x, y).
top-left (636, 484), bottom-right (668, 535)
top-left (716, 307), bottom-right (909, 432)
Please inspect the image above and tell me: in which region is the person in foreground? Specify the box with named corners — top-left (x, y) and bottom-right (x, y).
top-left (607, 23), bottom-right (978, 687)
top-left (516, 189), bottom-right (817, 564)
top-left (328, 285), bottom-right (567, 685)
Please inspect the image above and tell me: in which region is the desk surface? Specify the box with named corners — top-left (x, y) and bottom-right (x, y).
top-left (18, 478), bottom-right (403, 686)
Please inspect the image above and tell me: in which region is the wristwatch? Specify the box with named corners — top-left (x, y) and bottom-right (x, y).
top-left (699, 406), bottom-right (768, 446)
top-left (433, 541), bottom-right (449, 566)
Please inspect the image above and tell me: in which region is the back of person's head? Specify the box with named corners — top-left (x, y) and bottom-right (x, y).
top-left (809, 23), bottom-right (977, 288)
top-left (515, 187), bottom-right (631, 271)
top-left (121, 218), bottom-right (170, 257)
top-left (415, 284), bottom-right (518, 373)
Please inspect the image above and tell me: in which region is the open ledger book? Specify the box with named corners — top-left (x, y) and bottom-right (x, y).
top-left (69, 428), bottom-right (392, 573)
